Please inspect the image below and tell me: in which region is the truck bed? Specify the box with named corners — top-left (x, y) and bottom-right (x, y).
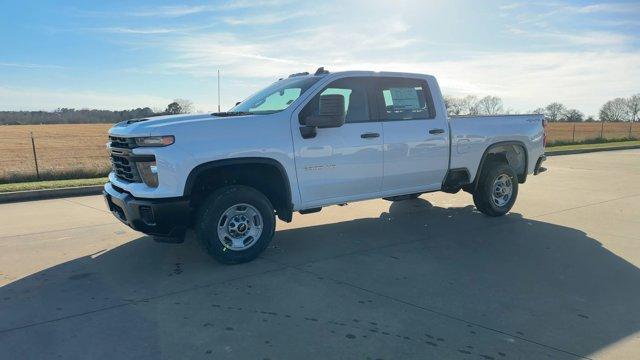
top-left (448, 114), bottom-right (545, 182)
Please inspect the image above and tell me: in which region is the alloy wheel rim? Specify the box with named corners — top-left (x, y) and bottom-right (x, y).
top-left (216, 203), bottom-right (263, 251)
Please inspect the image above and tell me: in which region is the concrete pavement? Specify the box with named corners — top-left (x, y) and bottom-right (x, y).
top-left (1, 150), bottom-right (639, 359)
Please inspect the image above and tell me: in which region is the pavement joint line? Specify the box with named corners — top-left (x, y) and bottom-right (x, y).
top-left (287, 262), bottom-right (592, 360)
top-left (530, 193), bottom-right (640, 219)
top-left (0, 222), bottom-right (117, 240)
top-left (62, 198), bottom-right (111, 214)
top-left (0, 265), bottom-right (290, 335)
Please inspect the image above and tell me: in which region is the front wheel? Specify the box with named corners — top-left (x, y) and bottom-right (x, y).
top-left (473, 162), bottom-right (518, 217)
top-left (196, 185), bottom-right (275, 264)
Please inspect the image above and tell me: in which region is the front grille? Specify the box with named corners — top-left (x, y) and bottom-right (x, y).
top-left (109, 136), bottom-right (141, 182)
top-left (110, 153), bottom-right (142, 182)
top-left (109, 136), bottom-right (136, 149)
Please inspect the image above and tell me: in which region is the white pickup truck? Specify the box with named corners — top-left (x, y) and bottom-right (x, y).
top-left (104, 68), bottom-right (546, 264)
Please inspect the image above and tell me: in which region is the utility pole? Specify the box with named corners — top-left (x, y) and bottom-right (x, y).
top-left (217, 69), bottom-right (221, 112)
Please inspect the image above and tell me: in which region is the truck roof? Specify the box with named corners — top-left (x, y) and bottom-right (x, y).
top-left (287, 67), bottom-right (434, 80)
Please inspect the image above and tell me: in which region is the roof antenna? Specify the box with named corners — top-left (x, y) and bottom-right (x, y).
top-left (315, 67), bottom-right (328, 75)
top-left (217, 69), bottom-right (221, 112)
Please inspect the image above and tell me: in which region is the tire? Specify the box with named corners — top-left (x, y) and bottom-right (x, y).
top-left (196, 185), bottom-right (275, 264)
top-left (472, 161), bottom-right (519, 217)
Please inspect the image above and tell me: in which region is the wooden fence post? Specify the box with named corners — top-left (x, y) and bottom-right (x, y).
top-left (630, 121), bottom-right (634, 139)
top-left (572, 124), bottom-right (576, 142)
top-left (600, 121), bottom-right (605, 139)
top-left (30, 132), bottom-right (41, 180)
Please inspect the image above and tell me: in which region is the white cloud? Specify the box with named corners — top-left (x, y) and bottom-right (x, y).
top-left (222, 10), bottom-right (314, 25)
top-left (425, 51), bottom-right (640, 115)
top-left (576, 3), bottom-right (640, 14)
top-left (128, 0), bottom-right (293, 17)
top-left (18, 0), bottom-right (639, 115)
top-left (507, 27), bottom-right (633, 47)
top-left (130, 5), bottom-right (216, 17)
top-left (160, 32), bottom-right (638, 114)
top-left (107, 9), bottom-right (637, 115)
top-left (97, 27), bottom-right (183, 35)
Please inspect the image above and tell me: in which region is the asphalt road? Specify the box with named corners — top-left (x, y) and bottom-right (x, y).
top-left (1, 150), bottom-right (639, 359)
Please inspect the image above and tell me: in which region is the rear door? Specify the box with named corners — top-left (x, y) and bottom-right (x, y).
top-left (291, 76), bottom-right (383, 206)
top-left (373, 76), bottom-right (450, 193)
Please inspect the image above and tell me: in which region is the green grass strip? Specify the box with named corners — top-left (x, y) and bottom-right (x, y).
top-left (0, 177), bottom-right (107, 193)
top-left (546, 140), bottom-right (640, 152)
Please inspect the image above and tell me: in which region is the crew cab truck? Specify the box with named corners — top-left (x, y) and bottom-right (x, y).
top-left (104, 68), bottom-right (546, 264)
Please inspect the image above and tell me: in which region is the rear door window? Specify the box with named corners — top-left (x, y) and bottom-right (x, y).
top-left (375, 78), bottom-right (435, 120)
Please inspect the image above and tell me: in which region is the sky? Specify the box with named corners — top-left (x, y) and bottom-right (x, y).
top-left (0, 0), bottom-right (639, 116)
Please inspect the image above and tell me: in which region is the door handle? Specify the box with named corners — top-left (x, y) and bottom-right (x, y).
top-left (361, 132), bottom-right (380, 139)
top-left (429, 128), bottom-right (445, 135)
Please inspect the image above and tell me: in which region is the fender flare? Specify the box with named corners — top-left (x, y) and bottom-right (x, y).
top-left (183, 157), bottom-right (292, 209)
top-left (472, 141), bottom-right (529, 190)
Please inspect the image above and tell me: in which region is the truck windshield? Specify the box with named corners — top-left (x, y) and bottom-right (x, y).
top-left (230, 77), bottom-right (320, 115)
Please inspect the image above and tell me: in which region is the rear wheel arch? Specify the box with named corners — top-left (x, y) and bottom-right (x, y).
top-left (184, 158), bottom-right (293, 222)
top-left (472, 141), bottom-right (528, 190)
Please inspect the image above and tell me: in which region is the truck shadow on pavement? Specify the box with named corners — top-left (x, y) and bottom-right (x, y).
top-left (1, 198), bottom-right (639, 359)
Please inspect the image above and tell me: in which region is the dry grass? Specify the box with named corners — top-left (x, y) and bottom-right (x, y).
top-left (1, 122), bottom-right (638, 184)
top-left (0, 124), bottom-right (112, 183)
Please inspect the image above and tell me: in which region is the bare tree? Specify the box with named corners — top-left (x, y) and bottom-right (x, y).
top-left (599, 98), bottom-right (630, 122)
top-left (544, 102), bottom-right (567, 122)
top-left (443, 95), bottom-right (479, 116)
top-left (476, 96), bottom-right (503, 115)
top-left (627, 94), bottom-right (640, 122)
top-left (443, 96), bottom-right (461, 116)
top-left (174, 99), bottom-right (194, 114)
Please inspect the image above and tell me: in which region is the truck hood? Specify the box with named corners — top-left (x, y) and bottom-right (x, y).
top-left (108, 113), bottom-right (230, 137)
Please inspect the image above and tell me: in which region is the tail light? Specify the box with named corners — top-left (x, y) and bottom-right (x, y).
top-left (542, 118), bottom-right (547, 148)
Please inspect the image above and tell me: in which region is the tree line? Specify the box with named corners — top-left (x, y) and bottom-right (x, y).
top-left (444, 93), bottom-right (640, 122)
top-left (0, 99), bottom-right (194, 125)
top-left (2, 93), bottom-right (638, 125)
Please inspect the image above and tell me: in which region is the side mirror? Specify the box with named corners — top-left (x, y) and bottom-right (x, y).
top-left (303, 94), bottom-right (345, 128)
top-left (235, 101), bottom-right (241, 106)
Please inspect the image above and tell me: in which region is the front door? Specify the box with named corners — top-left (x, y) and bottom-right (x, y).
top-left (291, 76), bottom-right (383, 206)
top-left (373, 76), bottom-right (450, 193)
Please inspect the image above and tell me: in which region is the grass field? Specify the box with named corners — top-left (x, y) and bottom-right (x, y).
top-left (0, 124), bottom-right (111, 183)
top-left (0, 122), bottom-right (638, 184)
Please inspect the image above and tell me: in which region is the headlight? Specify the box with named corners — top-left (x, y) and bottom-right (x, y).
top-left (136, 161), bottom-right (159, 187)
top-left (135, 136), bottom-right (174, 147)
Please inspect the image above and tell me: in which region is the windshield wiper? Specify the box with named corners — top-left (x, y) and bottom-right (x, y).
top-left (211, 111), bottom-right (253, 117)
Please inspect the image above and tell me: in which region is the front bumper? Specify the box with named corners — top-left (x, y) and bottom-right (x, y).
top-left (103, 182), bottom-right (191, 238)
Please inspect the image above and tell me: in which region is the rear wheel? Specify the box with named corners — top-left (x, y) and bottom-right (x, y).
top-left (473, 161), bottom-right (518, 217)
top-left (196, 185), bottom-right (275, 264)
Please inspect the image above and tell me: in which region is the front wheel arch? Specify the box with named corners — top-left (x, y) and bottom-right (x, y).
top-left (184, 158), bottom-right (293, 222)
